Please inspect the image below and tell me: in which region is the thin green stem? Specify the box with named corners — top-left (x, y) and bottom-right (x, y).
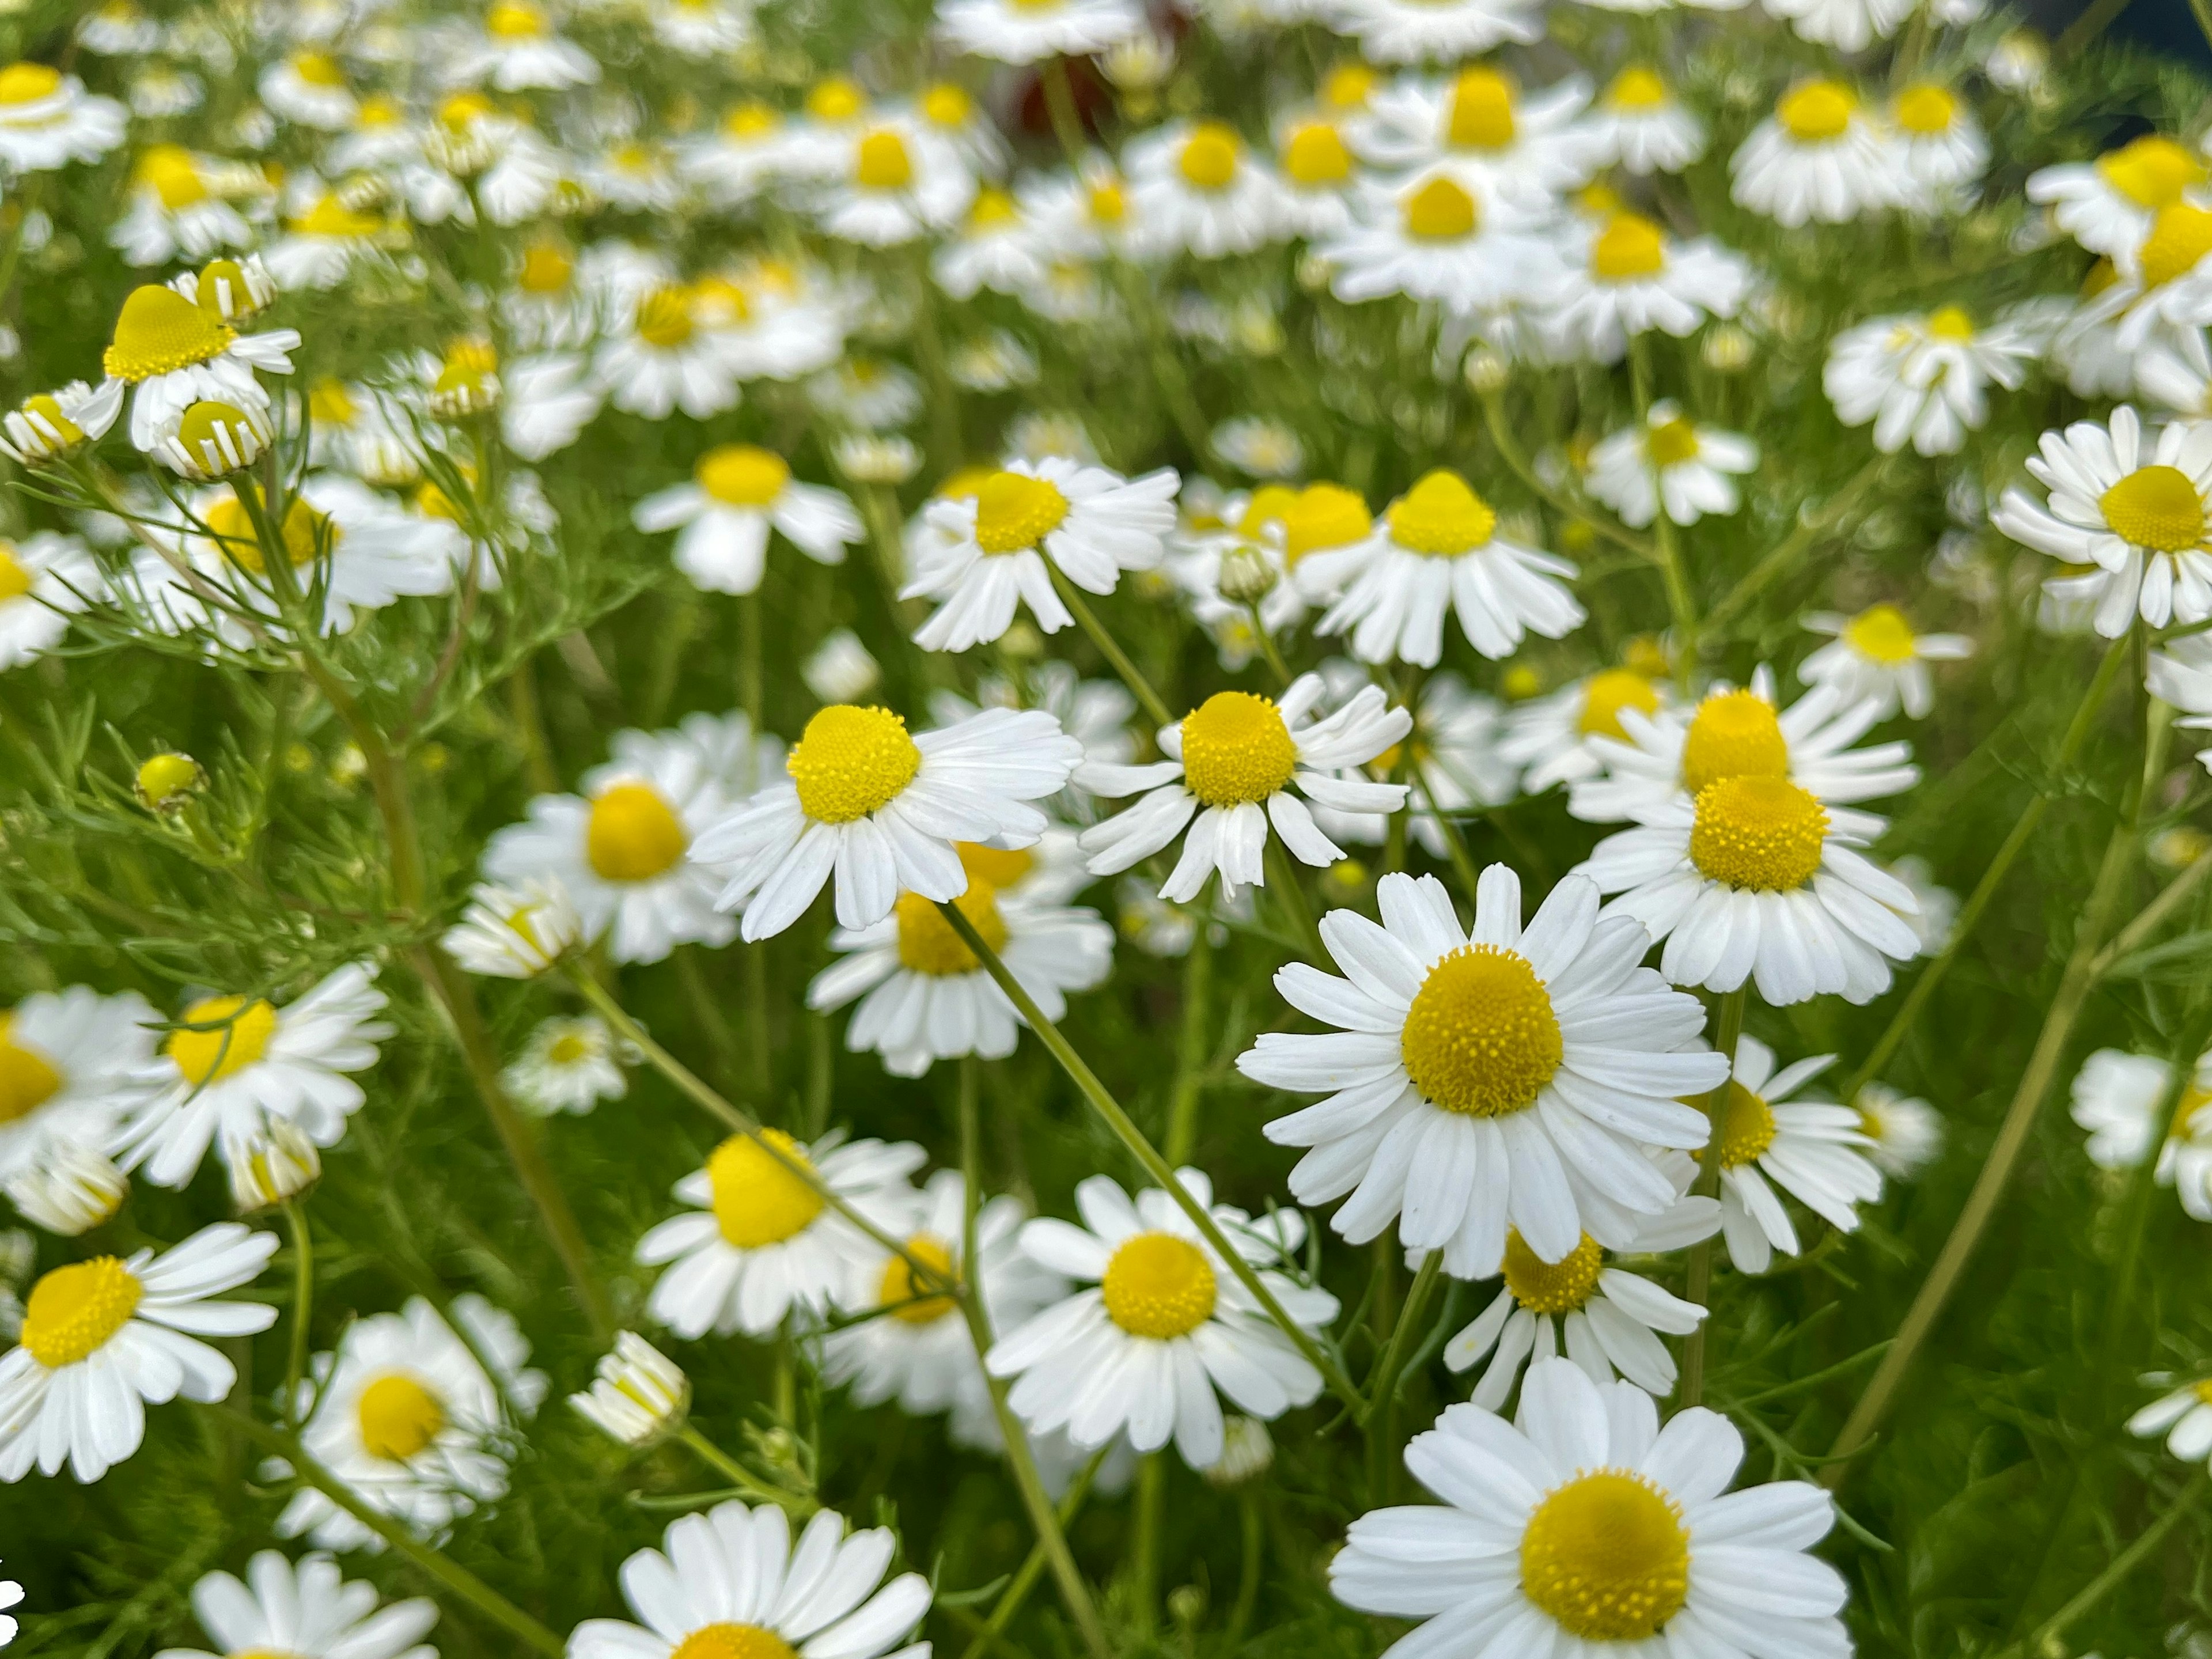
top-left (1048, 568), bottom-right (1173, 728)
top-left (2001, 1484), bottom-right (2206, 1659)
top-left (1132, 1452), bottom-right (1165, 1638)
top-left (1228, 1491), bottom-right (1264, 1647)
top-left (1040, 58), bottom-right (1089, 165)
top-left (677, 1423), bottom-right (816, 1514)
top-left (1627, 335), bottom-right (1698, 658)
top-left (1164, 927), bottom-right (1213, 1166)
top-left (1364, 1251), bottom-right (1442, 1502)
top-left (1679, 986), bottom-right (1748, 1408)
top-left (955, 1449), bottom-right (1107, 1659)
top-left (1264, 836), bottom-right (1327, 964)
top-left (1246, 600), bottom-right (1294, 690)
top-left (1703, 458), bottom-right (1885, 634)
top-left (282, 1200), bottom-right (312, 1431)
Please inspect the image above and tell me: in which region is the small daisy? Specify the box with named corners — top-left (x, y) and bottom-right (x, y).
top-left (1349, 68), bottom-right (1592, 208)
top-left (1991, 406), bottom-right (2212, 636)
top-left (1273, 115), bottom-right (1359, 240)
top-left (1500, 666), bottom-right (1673, 796)
top-left (649, 0), bottom-right (751, 55)
top-left (1078, 673), bottom-right (1409, 902)
top-left (0, 381), bottom-right (120, 466)
top-left (568, 1502), bottom-right (931, 1659)
top-left (1239, 868), bottom-right (1726, 1276)
top-left (1730, 79), bottom-right (1900, 228)
top-left (1442, 1151), bottom-right (1718, 1407)
top-left (935, 0), bottom-right (1142, 60)
top-left (444, 879), bottom-right (582, 980)
top-left (419, 94), bottom-right (562, 225)
top-left (1575, 66), bottom-right (1706, 176)
top-left (1854, 1082), bottom-right (1943, 1179)
top-left (98, 282), bottom-right (300, 455)
top-left (1309, 468), bottom-right (1584, 667)
top-left (1327, 0), bottom-right (1543, 65)
top-left (159, 1552), bottom-right (437, 1659)
top-left (1544, 212), bottom-right (1751, 363)
top-left (636, 1130), bottom-right (923, 1339)
top-left (986, 1168), bottom-right (1339, 1468)
top-left (501, 1016), bottom-right (627, 1116)
top-left (1798, 604), bottom-right (1972, 719)
top-left (2028, 134), bottom-right (2208, 260)
top-left (1124, 120), bottom-right (1291, 261)
top-left (0, 987), bottom-right (158, 1200)
top-left (2082, 201), bottom-right (2212, 352)
top-left (1763, 0), bottom-right (1912, 49)
top-left (274, 1295), bottom-right (545, 1551)
top-left (933, 188), bottom-right (1050, 301)
top-left (2129, 1376), bottom-right (2212, 1464)
top-left (684, 102), bottom-right (796, 207)
top-left (109, 146), bottom-right (259, 266)
top-left (815, 120), bottom-right (976, 248)
top-left (118, 963), bottom-right (391, 1191)
top-left (1885, 83), bottom-right (1989, 209)
top-left (0, 1222), bottom-right (277, 1482)
top-left (903, 459), bottom-right (1179, 654)
top-left (819, 1169), bottom-right (1067, 1452)
top-left (484, 712), bottom-right (772, 965)
top-left (1584, 403), bottom-right (1758, 528)
top-left (2071, 1047), bottom-right (2183, 1175)
top-left (1213, 417), bottom-right (1305, 480)
top-left (1824, 306), bottom-right (2035, 456)
top-left (570, 1331), bottom-right (689, 1447)
top-left (594, 284), bottom-right (740, 422)
top-left (0, 532), bottom-right (102, 668)
top-left (634, 446), bottom-right (862, 596)
top-left (585, 140), bottom-right (683, 213)
top-left (1320, 172), bottom-right (1559, 313)
top-left (808, 357), bottom-right (923, 431)
top-left (1019, 153), bottom-right (1145, 264)
top-left (445, 0), bottom-right (599, 90)
top-left (258, 48), bottom-right (356, 130)
top-left (1331, 1358), bottom-right (1847, 1658)
top-left (0, 62), bottom-right (126, 171)
top-left (1707, 1036), bottom-right (1883, 1272)
top-left (1307, 669), bottom-right (1518, 859)
top-left (9, 1141), bottom-right (130, 1236)
top-left (264, 191), bottom-right (397, 290)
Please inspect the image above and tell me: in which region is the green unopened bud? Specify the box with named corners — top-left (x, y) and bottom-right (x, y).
top-left (1462, 346), bottom-right (1509, 395)
top-left (1217, 543), bottom-right (1278, 604)
top-left (1700, 324), bottom-right (1753, 373)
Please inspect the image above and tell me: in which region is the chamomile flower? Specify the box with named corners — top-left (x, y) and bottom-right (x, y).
top-left (1327, 0), bottom-right (1543, 64)
top-left (1079, 673), bottom-right (1409, 901)
top-left (1575, 66), bottom-right (1706, 176)
top-left (1885, 84), bottom-right (1988, 209)
top-left (634, 446), bottom-right (862, 597)
top-left (274, 1295), bottom-right (545, 1551)
top-left (1213, 417), bottom-right (1306, 479)
top-left (986, 1169), bottom-right (1338, 1468)
top-left (1544, 213), bottom-right (1751, 363)
top-left (1349, 68), bottom-right (1592, 207)
top-left (569, 1502), bottom-right (931, 1659)
top-left (443, 878), bottom-right (582, 979)
top-left (820, 1170), bottom-right (1067, 1450)
top-left (1272, 116), bottom-right (1359, 239)
top-left (2028, 134), bottom-right (2208, 260)
top-left (1798, 604), bottom-right (1972, 719)
top-left (118, 963), bottom-right (391, 1191)
top-left (265, 191), bottom-right (397, 290)
top-left (1499, 665), bottom-right (1673, 795)
top-left (1320, 172), bottom-right (1559, 312)
top-left (2083, 201), bottom-right (2212, 351)
top-left (257, 48), bottom-right (355, 130)
top-left (570, 1331), bottom-right (688, 1447)
top-left (595, 284), bottom-right (741, 421)
top-left (0, 532), bottom-right (103, 668)
top-left (0, 382), bottom-right (119, 465)
top-left (2128, 1376), bottom-right (2212, 1465)
top-left (636, 1130), bottom-right (924, 1338)
top-left (1309, 469), bottom-right (1584, 666)
top-left (1991, 406), bottom-right (2212, 635)
top-left (99, 282), bottom-right (299, 454)
top-left (816, 120), bottom-right (976, 248)
top-left (684, 103), bottom-right (796, 206)
top-left (501, 1016), bottom-right (627, 1116)
top-left (1763, 0), bottom-right (1912, 48)
top-left (1443, 1152), bottom-right (1718, 1406)
top-left (1708, 1036), bottom-right (1883, 1272)
top-left (933, 188), bottom-right (1050, 301)
top-left (0, 63), bottom-right (126, 171)
top-left (1853, 1082), bottom-right (1943, 1179)
top-left (1584, 404), bottom-right (1758, 527)
top-left (586, 140), bottom-right (683, 212)
top-left (0, 1222), bottom-right (277, 1482)
top-left (484, 713), bottom-right (772, 965)
top-left (1127, 120), bottom-right (1291, 260)
top-left (160, 1552), bottom-right (437, 1659)
top-left (109, 146), bottom-right (259, 266)
top-left (0, 988), bottom-right (158, 1204)
top-left (2071, 1047), bottom-right (2183, 1173)
top-left (1730, 80), bottom-right (1900, 227)
top-left (1240, 868), bottom-right (1725, 1275)
top-left (903, 459), bottom-right (1179, 654)
top-left (1824, 306), bottom-right (2035, 456)
top-left (649, 0), bottom-right (751, 54)
top-left (1307, 669), bottom-right (1517, 858)
top-left (419, 94), bottom-right (561, 224)
top-left (445, 0), bottom-right (599, 90)
top-left (938, 0), bottom-right (1141, 58)
top-left (1332, 1359), bottom-right (1847, 1658)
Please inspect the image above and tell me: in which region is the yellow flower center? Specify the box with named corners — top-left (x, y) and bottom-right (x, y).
top-left (309, 378), bottom-right (358, 427)
top-left (637, 286), bottom-right (697, 349)
top-left (21, 1258), bottom-right (143, 1369)
top-left (17, 392), bottom-right (82, 449)
top-left (516, 240), bottom-right (572, 293)
top-left (1577, 669), bottom-right (1661, 739)
top-left (0, 544), bottom-right (29, 603)
top-left (290, 48), bottom-right (344, 87)
top-left (433, 339), bottom-right (498, 401)
top-left (877, 1233), bottom-right (957, 1324)
top-left (670, 1624), bottom-right (798, 1659)
top-left (1178, 122), bottom-right (1242, 189)
top-left (1402, 175), bottom-right (1477, 241)
top-left (1282, 483), bottom-right (1372, 562)
top-left (708, 1128), bottom-right (826, 1248)
top-left (355, 93), bottom-right (402, 128)
top-left (168, 995), bottom-right (278, 1085)
top-left (969, 186), bottom-right (1020, 228)
top-left (1319, 61), bottom-right (1374, 109)
top-left (548, 1031), bottom-right (592, 1064)
top-left (1893, 83), bottom-right (1956, 135)
top-left (854, 128), bottom-right (912, 190)
top-left (1179, 691), bottom-right (1300, 807)
top-left (136, 144), bottom-right (207, 209)
top-left (1399, 945), bottom-right (1562, 1118)
top-left (1688, 775), bottom-right (1830, 892)
top-left (357, 1372), bottom-right (446, 1461)
top-left (958, 840), bottom-right (1035, 889)
top-left (1777, 80), bottom-right (1854, 143)
top-left (1592, 213), bottom-right (1666, 282)
top-left (1606, 66), bottom-right (1667, 110)
top-left (807, 77), bottom-right (864, 122)
top-left (974, 469), bottom-right (1071, 554)
top-left (2137, 203), bottom-right (2212, 290)
top-left (1925, 304), bottom-right (1975, 339)
top-left (0, 62), bottom-right (60, 105)
top-left (103, 283), bottom-right (236, 382)
top-left (2101, 463), bottom-right (2207, 551)
top-left (1087, 180), bottom-right (1127, 224)
top-left (922, 82), bottom-right (972, 126)
top-left (1282, 121), bottom-right (1351, 187)
top-left (176, 401), bottom-right (258, 471)
top-left (895, 882), bottom-right (1006, 975)
top-left (787, 705), bottom-right (922, 824)
top-left (1520, 1470), bottom-right (1691, 1640)
top-left (486, 0), bottom-right (547, 38)
top-left (1502, 1229), bottom-right (1603, 1313)
top-left (1714, 1080), bottom-right (1779, 1166)
top-left (437, 91), bottom-right (497, 133)
top-left (204, 494), bottom-right (335, 574)
top-left (1843, 603), bottom-right (1919, 664)
top-left (724, 101), bottom-right (779, 139)
top-left (1238, 483), bottom-right (1300, 536)
top-left (1388, 469), bottom-right (1495, 556)
top-left (696, 444), bottom-right (790, 507)
top-left (0, 1013), bottom-right (62, 1124)
top-left (1446, 66), bottom-right (1515, 150)
top-left (586, 781), bottom-right (690, 882)
top-left (292, 194), bottom-right (381, 237)
top-left (1646, 416), bottom-right (1700, 466)
top-left (1679, 688), bottom-right (1787, 795)
top-left (2097, 135), bottom-right (2204, 210)
top-left (1101, 1231), bottom-right (1217, 1338)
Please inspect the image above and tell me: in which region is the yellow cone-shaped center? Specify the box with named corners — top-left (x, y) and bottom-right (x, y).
top-left (357, 1372), bottom-right (447, 1461)
top-left (2101, 463), bottom-right (2207, 551)
top-left (1179, 691), bottom-right (1300, 807)
top-left (136, 144), bottom-right (208, 209)
top-left (878, 1233), bottom-right (958, 1324)
top-left (895, 882), bottom-right (1007, 975)
top-left (1502, 1229), bottom-right (1603, 1312)
top-left (1520, 1469), bottom-right (1691, 1639)
top-left (1577, 669), bottom-right (1661, 740)
top-left (637, 286), bottom-right (696, 349)
top-left (0, 544), bottom-right (29, 603)
top-left (1388, 469), bottom-right (1495, 556)
top-left (1843, 603), bottom-right (1918, 664)
top-left (486, 0), bottom-right (547, 38)
top-left (922, 83), bottom-right (974, 127)
top-left (586, 781), bottom-right (690, 882)
top-left (1893, 82), bottom-right (1956, 135)
top-left (2138, 203), bottom-right (2212, 290)
top-left (807, 77), bottom-right (865, 122)
top-left (708, 1128), bottom-right (827, 1248)
top-left (21, 1257), bottom-right (143, 1369)
top-left (0, 62), bottom-right (61, 105)
top-left (103, 283), bottom-right (236, 382)
top-left (1777, 80), bottom-right (1854, 143)
top-left (1101, 1230), bottom-right (1217, 1338)
top-left (1714, 1080), bottom-right (1779, 1166)
top-left (0, 1013), bottom-right (62, 1125)
top-left (1679, 688), bottom-right (1787, 796)
top-left (1402, 175), bottom-right (1477, 242)
top-left (1592, 213), bottom-right (1666, 282)
top-left (1606, 66), bottom-right (1667, 111)
top-left (1400, 944), bottom-right (1562, 1118)
top-left (519, 238), bottom-right (574, 294)
top-left (2097, 135), bottom-right (2205, 210)
top-left (1282, 122), bottom-right (1351, 187)
top-left (697, 444), bottom-right (791, 507)
top-left (1282, 483), bottom-right (1373, 562)
top-left (787, 705), bottom-right (922, 824)
top-left (206, 494), bottom-right (335, 574)
top-left (1446, 66), bottom-right (1516, 150)
top-left (1646, 416), bottom-right (1700, 467)
top-left (1177, 122), bottom-right (1241, 189)
top-left (1688, 775), bottom-right (1829, 892)
top-left (168, 995), bottom-right (278, 1085)
top-left (974, 470), bottom-right (1071, 554)
top-left (671, 1623), bottom-right (798, 1659)
top-left (854, 128), bottom-right (912, 190)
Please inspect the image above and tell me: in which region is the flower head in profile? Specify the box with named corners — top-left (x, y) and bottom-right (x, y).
top-left (99, 279), bottom-right (299, 454)
top-left (161, 1551), bottom-right (437, 1659)
top-left (443, 877), bottom-right (582, 979)
top-left (1730, 79), bottom-right (1899, 227)
top-left (570, 1331), bottom-right (690, 1448)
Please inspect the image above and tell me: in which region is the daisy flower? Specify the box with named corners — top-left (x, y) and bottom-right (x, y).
top-left (1584, 403), bottom-right (1758, 528)
top-left (1126, 120), bottom-right (1291, 260)
top-left (0, 1223), bottom-right (277, 1482)
top-left (1763, 0), bottom-right (1912, 48)
top-left (595, 285), bottom-right (740, 421)
top-left (902, 459), bottom-right (1178, 654)
top-left (108, 146), bottom-right (259, 266)
top-left (1575, 66), bottom-right (1706, 176)
top-left (1308, 468), bottom-right (1584, 666)
top-left (1885, 83), bottom-right (1989, 209)
top-left (1824, 306), bottom-right (2035, 456)
top-left (567, 1502), bottom-right (931, 1659)
top-left (274, 1295), bottom-right (546, 1551)
top-left (1442, 1151), bottom-right (1718, 1407)
top-left (1240, 868), bottom-right (1726, 1277)
top-left (1320, 172), bottom-right (1560, 312)
top-left (696, 703), bottom-right (1082, 941)
top-left (118, 963), bottom-right (391, 1191)
top-left (816, 120), bottom-right (976, 248)
top-left (265, 191), bottom-right (397, 291)
top-left (1544, 212), bottom-right (1751, 363)
top-left (1078, 673), bottom-right (1410, 902)
top-left (1327, 0), bottom-right (1543, 65)
top-left (1273, 116), bottom-right (1359, 240)
top-left (937, 0), bottom-right (1141, 59)
top-left (0, 987), bottom-right (158, 1204)
top-left (2083, 200), bottom-right (2212, 351)
top-left (2028, 134), bottom-right (2207, 260)
top-left (1349, 68), bottom-right (1592, 207)
top-left (1213, 418), bottom-right (1306, 480)
top-left (445, 0), bottom-right (599, 90)
top-left (1306, 668), bottom-right (1518, 859)
top-left (636, 1130), bottom-right (924, 1338)
top-left (2071, 1047), bottom-right (2183, 1173)
top-left (0, 62), bottom-right (126, 171)
top-left (501, 1015), bottom-right (627, 1116)
top-left (1991, 406), bottom-right (2212, 636)
top-left (1331, 1358), bottom-right (1847, 1657)
top-left (1798, 604), bottom-right (1972, 719)
top-left (257, 48), bottom-right (355, 130)
top-left (159, 1552), bottom-right (437, 1659)
top-left (2129, 1376), bottom-right (2212, 1464)
top-left (419, 94), bottom-right (561, 225)
top-left (634, 446), bottom-right (862, 596)
top-left (929, 661), bottom-right (1138, 821)
top-left (1499, 665), bottom-right (1673, 796)
top-left (649, 0), bottom-right (752, 56)
top-left (819, 1169), bottom-right (1067, 1451)
top-left (1853, 1082), bottom-right (1942, 1179)
top-left (986, 1168), bottom-right (1339, 1468)
top-left (0, 532), bottom-right (103, 668)
top-left (0, 381), bottom-right (120, 466)
top-left (684, 102), bottom-right (796, 207)
top-left (570, 1331), bottom-right (690, 1447)
top-left (99, 281), bottom-right (300, 455)
top-left (1730, 80), bottom-right (1900, 228)
top-left (808, 842), bottom-right (1114, 1077)
top-left (933, 188), bottom-right (1050, 301)
top-left (484, 711), bottom-right (772, 965)
top-left (1707, 1036), bottom-right (1883, 1272)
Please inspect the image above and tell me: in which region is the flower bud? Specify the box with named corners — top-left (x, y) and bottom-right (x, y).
top-left (226, 1120), bottom-right (321, 1213)
top-left (135, 751), bottom-right (206, 812)
top-left (7, 1142), bottom-right (128, 1235)
top-left (192, 253), bottom-right (276, 321)
top-left (429, 338), bottom-right (501, 418)
top-left (1501, 664), bottom-right (1543, 700)
top-left (1217, 543), bottom-right (1279, 605)
top-left (1166, 1586), bottom-right (1206, 1628)
top-left (802, 629), bottom-right (881, 703)
top-left (0, 383), bottom-right (109, 465)
top-left (570, 1331), bottom-right (691, 1446)
top-left (0, 1228), bottom-right (35, 1286)
top-left (1461, 346), bottom-right (1509, 395)
top-left (1203, 1415), bottom-right (1274, 1487)
top-left (1700, 323), bottom-right (1753, 373)
top-left (444, 879), bottom-right (581, 979)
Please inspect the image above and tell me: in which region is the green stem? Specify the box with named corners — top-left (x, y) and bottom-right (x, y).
top-left (1246, 600), bottom-right (1294, 690)
top-left (1164, 927), bottom-right (1213, 1166)
top-left (957, 1452), bottom-right (1105, 1659)
top-left (677, 1423), bottom-right (816, 1514)
top-left (1703, 457), bottom-right (1885, 634)
top-left (2002, 1484), bottom-right (2206, 1659)
top-left (1228, 1491), bottom-right (1263, 1647)
top-left (1132, 1452), bottom-right (1165, 1639)
top-left (1627, 335), bottom-right (1698, 661)
top-left (1048, 568), bottom-right (1173, 729)
top-left (282, 1200), bottom-right (312, 1431)
top-left (1040, 58), bottom-right (1089, 166)
top-left (1478, 392), bottom-right (1657, 564)
top-left (1264, 836), bottom-right (1327, 964)
top-left (1679, 986), bottom-right (1748, 1408)
top-left (1364, 1251), bottom-right (1442, 1502)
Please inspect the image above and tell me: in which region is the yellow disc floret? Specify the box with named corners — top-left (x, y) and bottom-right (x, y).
top-left (806, 76), bottom-right (865, 123)
top-left (1645, 416), bottom-right (1700, 467)
top-left (357, 1372), bottom-right (446, 1461)
top-left (1893, 83), bottom-right (1957, 135)
top-left (1777, 80), bottom-right (1854, 143)
top-left (1178, 691), bottom-right (1299, 807)
top-left (2137, 203), bottom-right (2212, 290)
top-left (21, 1257), bottom-right (143, 1369)
top-left (1577, 669), bottom-right (1661, 740)
top-left (697, 444), bottom-right (791, 507)
top-left (1101, 1231), bottom-right (1217, 1338)
top-left (103, 283), bottom-right (236, 382)
top-left (0, 544), bottom-right (28, 603)
top-left (671, 1623), bottom-right (798, 1659)
top-left (1606, 66), bottom-right (1667, 110)
top-left (2096, 134), bottom-right (2204, 210)
top-left (1502, 1230), bottom-right (1604, 1313)
top-left (895, 882), bottom-right (1006, 975)
top-left (486, 0), bottom-right (547, 37)
top-left (1679, 688), bottom-right (1787, 795)
top-left (1388, 470), bottom-right (1496, 556)
top-left (788, 705), bottom-right (922, 824)
top-left (1400, 945), bottom-right (1563, 1118)
top-left (636, 286), bottom-right (696, 349)
top-left (0, 1013), bottom-right (61, 1125)
top-left (2101, 463), bottom-right (2207, 551)
top-left (1402, 175), bottom-right (1477, 241)
top-left (1688, 775), bottom-right (1830, 892)
top-left (1715, 1080), bottom-right (1779, 1166)
top-left (1446, 67), bottom-right (1516, 150)
top-left (204, 494), bottom-right (335, 574)
top-left (135, 144), bottom-right (207, 209)
top-left (0, 62), bottom-right (62, 105)
top-left (1282, 121), bottom-right (1351, 187)
top-left (1177, 122), bottom-right (1242, 189)
top-left (708, 1128), bottom-right (827, 1248)
top-left (854, 128), bottom-right (912, 190)
top-left (1283, 483), bottom-right (1373, 562)
top-left (1592, 213), bottom-right (1666, 282)
top-left (878, 1233), bottom-right (957, 1323)
top-left (168, 995), bottom-right (278, 1085)
top-left (958, 840), bottom-right (1036, 889)
top-left (1520, 1470), bottom-right (1691, 1640)
top-left (974, 470), bottom-right (1071, 553)
top-left (1925, 305), bottom-right (1975, 340)
top-left (586, 781), bottom-right (690, 882)
top-left (1843, 603), bottom-right (1919, 664)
